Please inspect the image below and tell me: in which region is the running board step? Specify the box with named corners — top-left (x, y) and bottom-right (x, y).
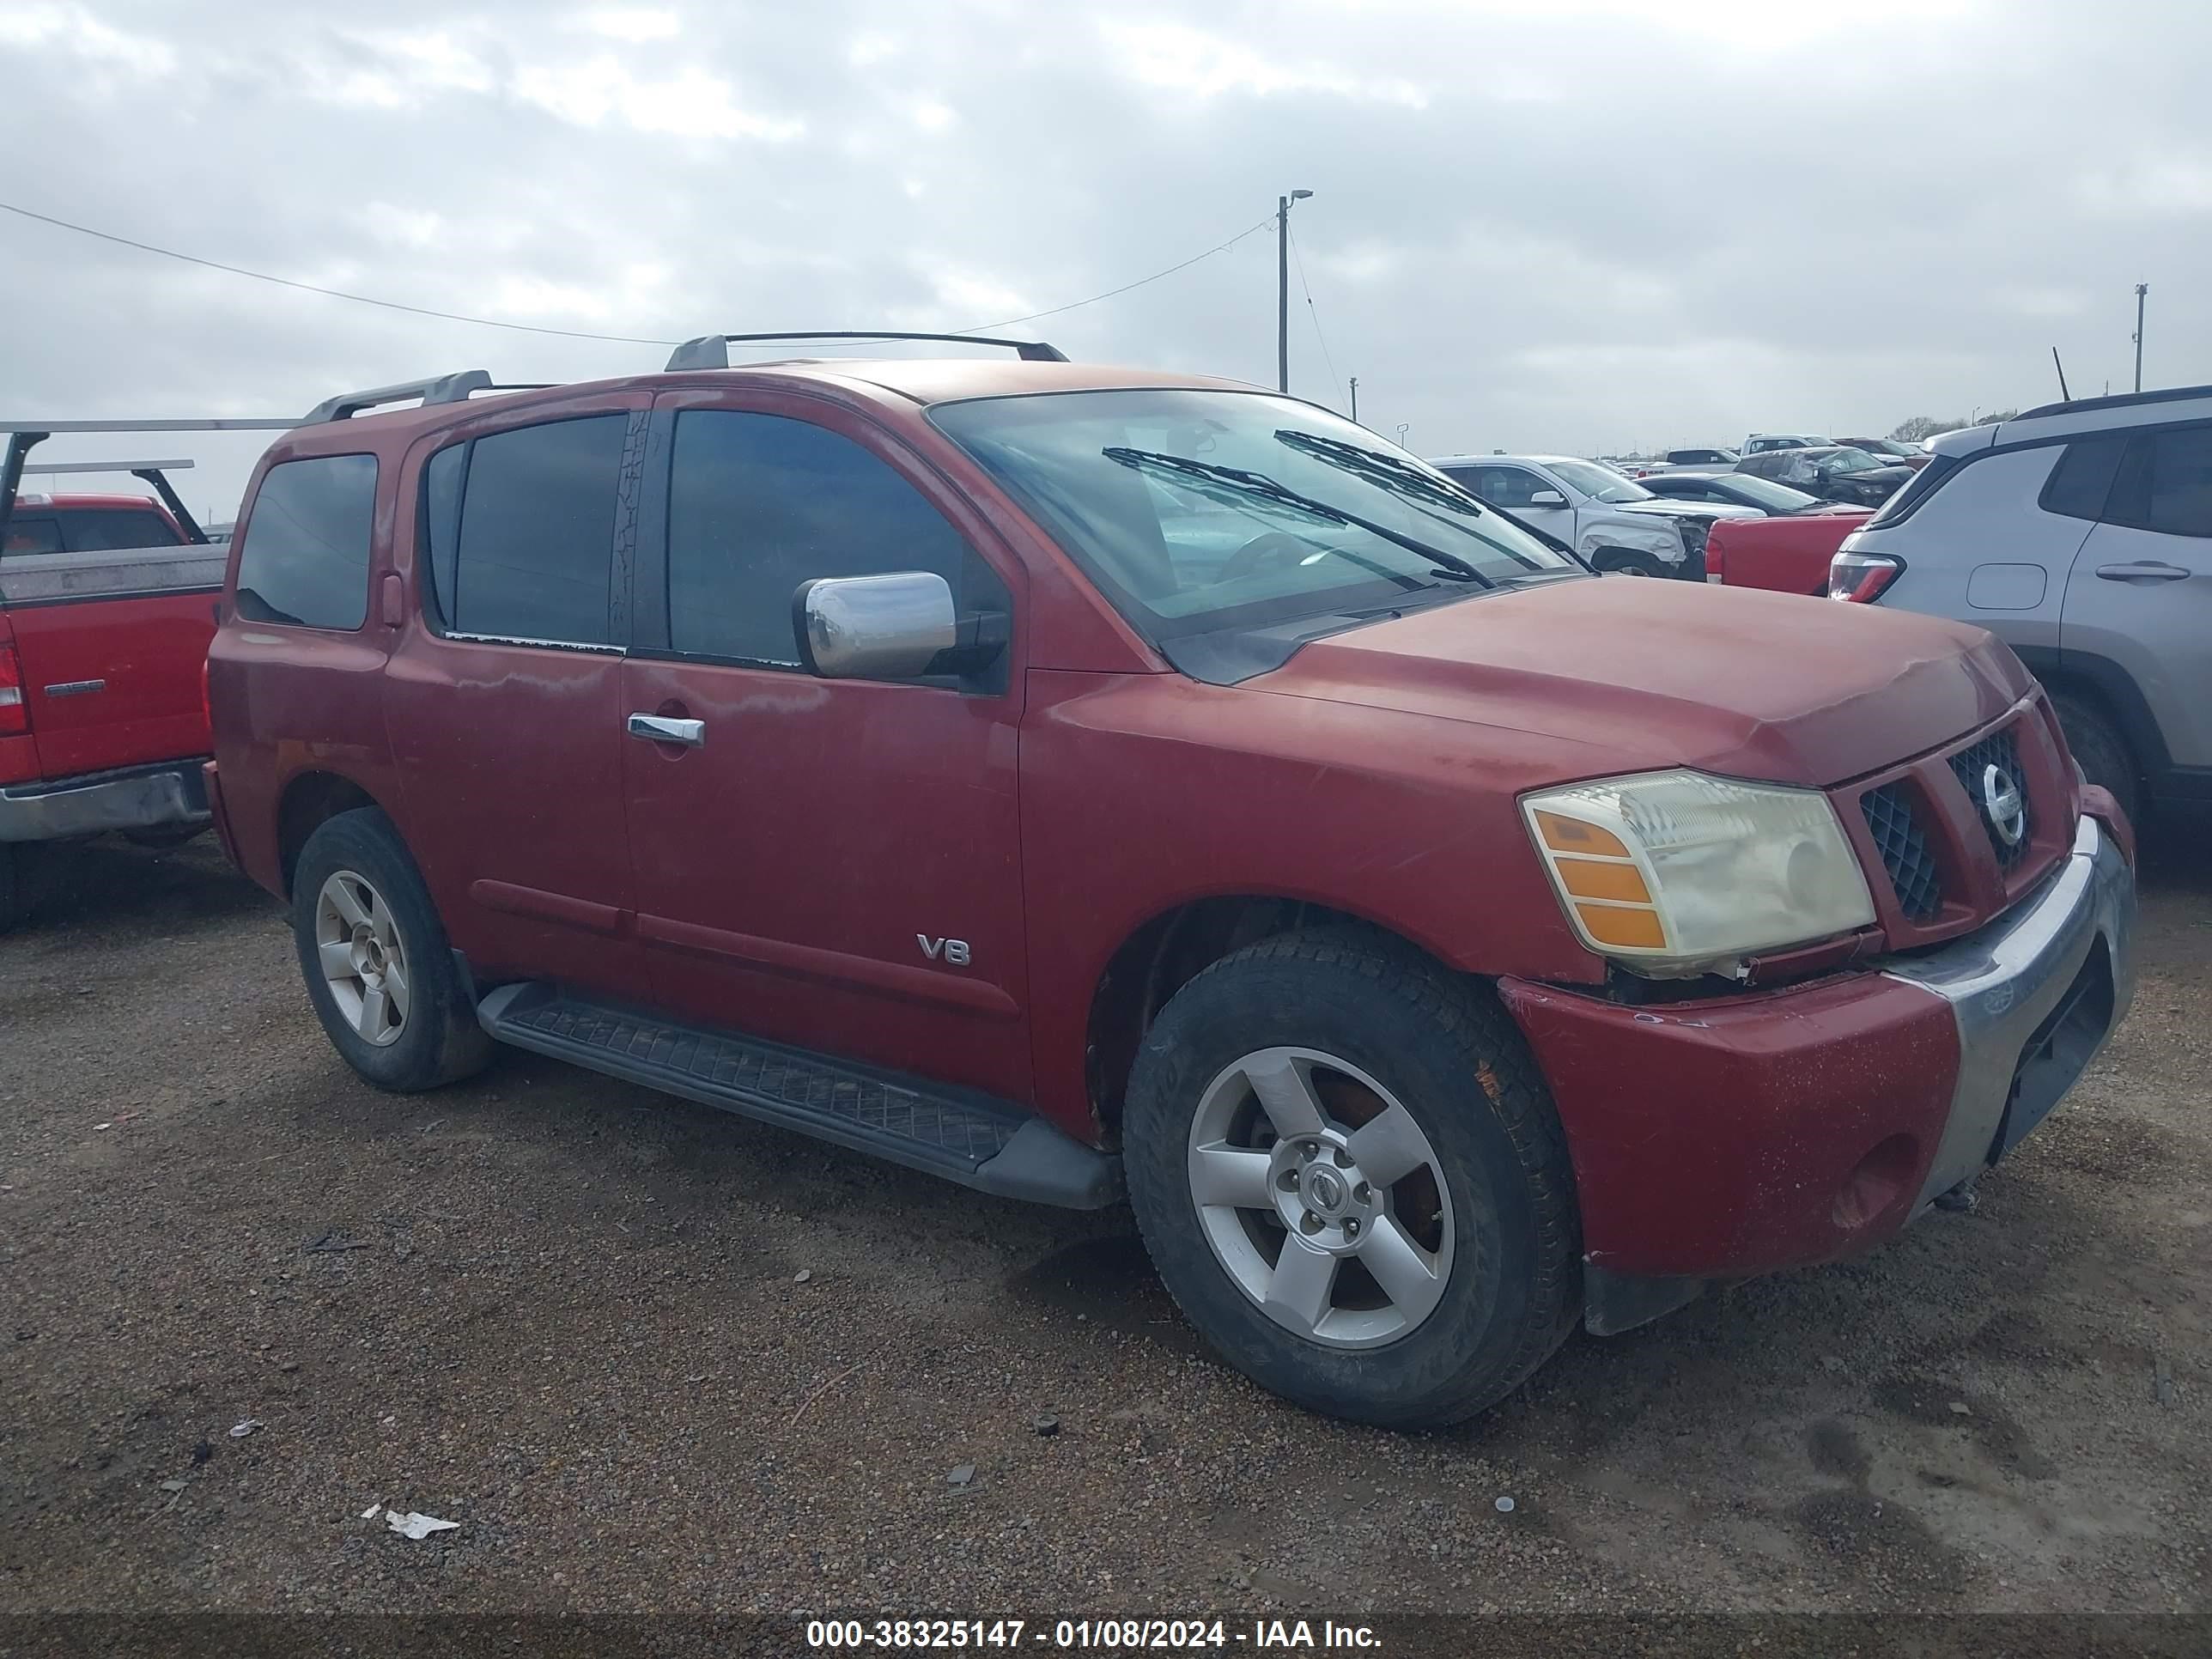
top-left (475, 983), bottom-right (1120, 1210)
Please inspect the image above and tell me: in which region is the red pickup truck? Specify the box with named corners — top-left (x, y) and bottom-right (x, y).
top-left (1, 440), bottom-right (234, 930)
top-left (205, 344), bottom-right (2136, 1428)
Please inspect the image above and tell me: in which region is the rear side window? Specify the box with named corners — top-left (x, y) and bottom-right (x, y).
top-left (2038, 434), bottom-right (2128, 521)
top-left (446, 416), bottom-right (626, 645)
top-left (4, 515), bottom-right (62, 555)
top-left (665, 410), bottom-right (1005, 670)
top-left (235, 454), bottom-right (378, 629)
top-left (2108, 424), bottom-right (2212, 538)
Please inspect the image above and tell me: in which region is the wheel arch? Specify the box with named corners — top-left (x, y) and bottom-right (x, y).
top-left (1082, 894), bottom-right (1471, 1139)
top-left (275, 770), bottom-right (385, 897)
top-left (2014, 645), bottom-right (2166, 780)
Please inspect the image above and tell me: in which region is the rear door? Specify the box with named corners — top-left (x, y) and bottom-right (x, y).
top-left (617, 388), bottom-right (1033, 1103)
top-left (2063, 422), bottom-right (2212, 769)
top-left (382, 397), bottom-right (650, 995)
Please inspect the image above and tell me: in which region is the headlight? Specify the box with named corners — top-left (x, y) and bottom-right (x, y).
top-left (1522, 770), bottom-right (1876, 976)
top-left (1674, 519), bottom-right (1710, 559)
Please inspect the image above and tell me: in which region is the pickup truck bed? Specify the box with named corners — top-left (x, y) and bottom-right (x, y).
top-left (1703, 507), bottom-right (1871, 595)
top-left (0, 542), bottom-right (222, 925)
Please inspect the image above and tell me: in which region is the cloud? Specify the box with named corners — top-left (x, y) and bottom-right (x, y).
top-left (0, 0), bottom-right (2204, 517)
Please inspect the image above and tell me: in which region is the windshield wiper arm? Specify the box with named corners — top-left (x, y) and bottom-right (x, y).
top-left (1103, 447), bottom-right (1494, 589)
top-left (1270, 429), bottom-right (1560, 573)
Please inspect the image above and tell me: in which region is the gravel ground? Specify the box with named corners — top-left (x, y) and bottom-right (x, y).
top-left (2, 830), bottom-right (2206, 1630)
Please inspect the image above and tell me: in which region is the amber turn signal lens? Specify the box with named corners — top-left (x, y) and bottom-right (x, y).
top-left (1533, 810), bottom-right (1632, 860)
top-left (1553, 858), bottom-right (1652, 903)
top-left (1573, 903), bottom-right (1666, 949)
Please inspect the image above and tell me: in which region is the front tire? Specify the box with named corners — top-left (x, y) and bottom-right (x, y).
top-left (1597, 549), bottom-right (1667, 578)
top-left (1122, 928), bottom-right (1581, 1429)
top-left (2050, 691), bottom-right (2140, 826)
top-left (290, 807), bottom-right (491, 1092)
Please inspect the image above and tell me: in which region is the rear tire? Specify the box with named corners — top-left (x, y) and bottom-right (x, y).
top-left (2050, 691), bottom-right (2140, 825)
top-left (290, 807), bottom-right (492, 1092)
top-left (0, 843), bottom-right (21, 934)
top-left (1122, 927), bottom-right (1581, 1429)
top-left (1597, 550), bottom-right (1667, 578)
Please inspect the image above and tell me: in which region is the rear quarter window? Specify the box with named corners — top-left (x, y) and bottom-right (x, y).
top-left (2036, 434), bottom-right (2128, 522)
top-left (234, 454), bottom-right (378, 629)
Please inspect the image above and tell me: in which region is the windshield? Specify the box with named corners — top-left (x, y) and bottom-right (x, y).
top-left (931, 389), bottom-right (1574, 639)
top-left (1717, 475), bottom-right (1824, 511)
top-left (1547, 459), bottom-right (1651, 504)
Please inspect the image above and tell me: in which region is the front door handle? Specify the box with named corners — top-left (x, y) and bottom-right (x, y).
top-left (627, 713), bottom-right (705, 747)
top-left (2096, 561), bottom-right (2192, 584)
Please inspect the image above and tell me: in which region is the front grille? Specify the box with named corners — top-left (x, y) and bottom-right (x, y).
top-left (1861, 784), bottom-right (1943, 921)
top-left (1948, 726), bottom-right (2033, 870)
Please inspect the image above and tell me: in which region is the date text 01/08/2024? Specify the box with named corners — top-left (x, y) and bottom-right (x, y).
top-left (805, 1618), bottom-right (1384, 1650)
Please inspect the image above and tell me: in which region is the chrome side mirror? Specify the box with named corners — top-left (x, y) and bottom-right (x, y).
top-left (793, 571), bottom-right (957, 680)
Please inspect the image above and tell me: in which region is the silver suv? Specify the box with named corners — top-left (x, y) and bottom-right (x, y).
top-left (1832, 385), bottom-right (2212, 823)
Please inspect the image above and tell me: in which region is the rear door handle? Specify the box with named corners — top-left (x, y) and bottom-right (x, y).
top-left (2095, 561), bottom-right (2192, 584)
top-left (627, 714), bottom-right (705, 747)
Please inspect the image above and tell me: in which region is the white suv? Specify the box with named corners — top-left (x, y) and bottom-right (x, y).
top-left (1832, 385), bottom-right (2212, 824)
top-left (1430, 453), bottom-right (1759, 578)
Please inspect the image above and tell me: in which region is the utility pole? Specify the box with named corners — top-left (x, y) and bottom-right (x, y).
top-left (1348, 376), bottom-right (1359, 423)
top-left (2133, 282), bottom-right (2148, 392)
top-left (1277, 189), bottom-right (1312, 394)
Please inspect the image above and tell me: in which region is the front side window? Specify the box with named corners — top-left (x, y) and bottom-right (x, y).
top-left (933, 388), bottom-right (1571, 646)
top-left (665, 410), bottom-right (1006, 670)
top-left (1448, 465), bottom-right (1543, 508)
top-left (446, 415), bottom-right (627, 645)
top-left (235, 454), bottom-right (378, 629)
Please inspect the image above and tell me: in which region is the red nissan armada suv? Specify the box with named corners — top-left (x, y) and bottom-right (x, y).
top-left (204, 337), bottom-right (2136, 1427)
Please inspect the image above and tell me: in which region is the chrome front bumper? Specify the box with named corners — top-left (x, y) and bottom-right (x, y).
top-left (1883, 816), bottom-right (2136, 1210)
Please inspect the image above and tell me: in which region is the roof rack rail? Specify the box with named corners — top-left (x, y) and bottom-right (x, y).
top-left (2013, 382), bottom-right (2212, 421)
top-left (21, 458), bottom-right (196, 474)
top-left (664, 331), bottom-right (1070, 372)
top-left (301, 371), bottom-right (495, 424)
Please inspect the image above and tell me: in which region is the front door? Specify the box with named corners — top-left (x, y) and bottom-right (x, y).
top-left (617, 391), bottom-right (1033, 1103)
top-left (383, 395), bottom-right (650, 994)
top-left (2063, 422), bottom-right (2212, 770)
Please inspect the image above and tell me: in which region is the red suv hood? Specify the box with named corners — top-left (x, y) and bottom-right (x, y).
top-left (1254, 578), bottom-right (2031, 788)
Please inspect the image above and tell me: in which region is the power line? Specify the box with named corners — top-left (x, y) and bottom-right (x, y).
top-left (1285, 221), bottom-right (1343, 408)
top-left (1, 197), bottom-right (1279, 353)
top-left (0, 199), bottom-right (678, 347)
top-left (962, 215), bottom-right (1277, 331)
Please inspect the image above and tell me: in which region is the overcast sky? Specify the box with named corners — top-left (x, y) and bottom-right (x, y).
top-left (3, 0), bottom-right (2204, 516)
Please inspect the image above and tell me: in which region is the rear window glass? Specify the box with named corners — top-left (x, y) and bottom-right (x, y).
top-left (58, 508), bottom-right (186, 551)
top-left (2038, 435), bottom-right (2127, 522)
top-left (235, 454), bottom-right (378, 629)
top-left (446, 416), bottom-right (625, 645)
top-left (3, 515), bottom-right (63, 555)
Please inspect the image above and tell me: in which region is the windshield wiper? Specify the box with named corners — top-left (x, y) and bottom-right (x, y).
top-left (1103, 447), bottom-right (1495, 588)
top-left (1270, 429), bottom-right (1563, 573)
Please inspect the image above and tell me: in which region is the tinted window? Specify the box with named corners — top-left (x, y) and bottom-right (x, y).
top-left (666, 410), bottom-right (1002, 669)
top-left (235, 454), bottom-right (377, 629)
top-left (1457, 465), bottom-right (1542, 507)
top-left (3, 515), bottom-right (62, 555)
top-left (2122, 425), bottom-right (2212, 538)
top-left (451, 416), bottom-right (625, 644)
top-left (2039, 434), bottom-right (2127, 522)
top-left (421, 442), bottom-right (465, 625)
top-left (59, 507), bottom-right (185, 551)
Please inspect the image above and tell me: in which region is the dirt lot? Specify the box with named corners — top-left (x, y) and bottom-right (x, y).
top-left (2, 830), bottom-right (2206, 1630)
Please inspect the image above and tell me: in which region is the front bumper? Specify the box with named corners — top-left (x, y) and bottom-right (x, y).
top-left (1498, 813), bottom-right (2135, 1327)
top-left (0, 759), bottom-right (211, 843)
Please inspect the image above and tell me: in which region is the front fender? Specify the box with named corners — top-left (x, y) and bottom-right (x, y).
top-left (1580, 520), bottom-right (1684, 565)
